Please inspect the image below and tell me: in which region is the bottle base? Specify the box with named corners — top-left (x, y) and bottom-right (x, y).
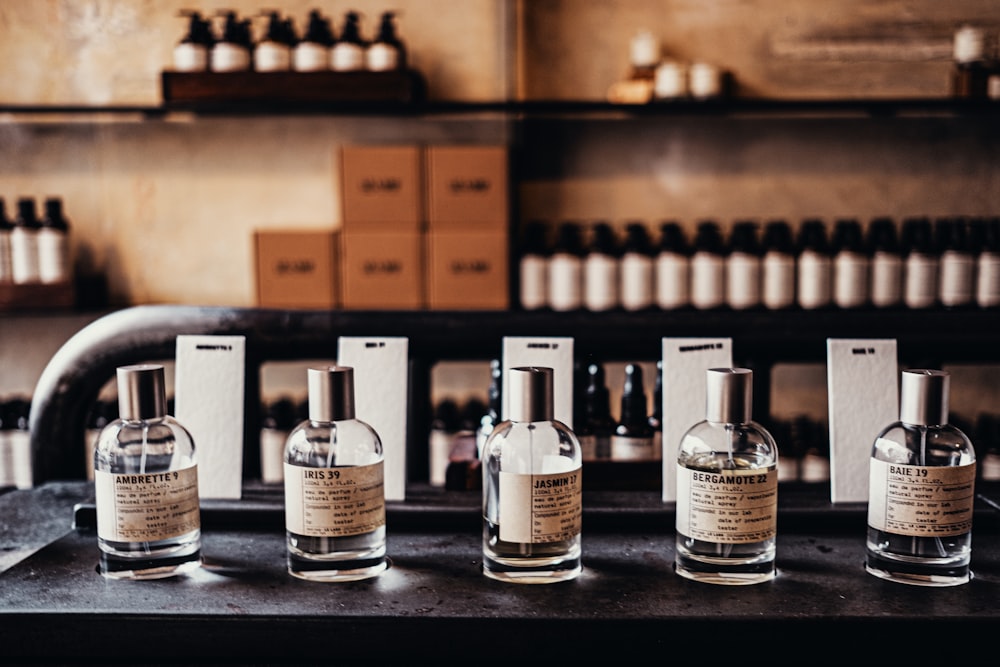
top-left (288, 553), bottom-right (388, 582)
top-left (674, 555), bottom-right (775, 586)
top-left (865, 555), bottom-right (971, 587)
top-left (482, 554), bottom-right (582, 584)
top-left (98, 550), bottom-right (202, 580)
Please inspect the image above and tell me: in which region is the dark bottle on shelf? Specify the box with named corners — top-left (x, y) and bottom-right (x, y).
top-left (518, 220), bottom-right (550, 310)
top-left (173, 10), bottom-right (213, 72)
top-left (0, 198), bottom-right (13, 284)
top-left (936, 216), bottom-right (975, 308)
top-left (294, 9), bottom-right (335, 72)
top-left (548, 221), bottom-right (585, 312)
top-left (867, 217), bottom-right (903, 308)
top-left (610, 363), bottom-right (657, 461)
top-left (255, 10), bottom-right (293, 72)
top-left (690, 220), bottom-right (726, 310)
top-left (260, 396), bottom-right (298, 484)
top-left (796, 218), bottom-right (832, 310)
top-left (211, 10), bottom-right (252, 72)
top-left (576, 361), bottom-right (615, 461)
top-left (38, 197), bottom-right (71, 285)
top-left (655, 221), bottom-right (691, 310)
top-left (726, 220), bottom-right (762, 310)
top-left (620, 222), bottom-right (655, 312)
top-left (11, 197), bottom-right (41, 285)
top-left (582, 222), bottom-right (620, 312)
top-left (429, 397), bottom-right (461, 488)
top-left (901, 216), bottom-right (939, 309)
top-left (649, 360), bottom-right (663, 459)
top-left (761, 219), bottom-right (796, 310)
top-left (367, 11), bottom-right (406, 72)
top-left (831, 218), bottom-right (869, 309)
top-left (331, 11), bottom-right (366, 72)
top-left (974, 217), bottom-right (1000, 308)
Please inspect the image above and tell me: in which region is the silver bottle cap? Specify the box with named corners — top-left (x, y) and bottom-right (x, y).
top-left (706, 367), bottom-right (752, 423)
top-left (117, 364), bottom-right (167, 421)
top-left (900, 369), bottom-right (949, 426)
top-left (308, 366), bottom-right (356, 422)
top-left (507, 366), bottom-right (554, 423)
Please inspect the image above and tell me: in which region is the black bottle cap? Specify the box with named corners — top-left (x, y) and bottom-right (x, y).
top-left (520, 220), bottom-right (550, 255)
top-left (623, 222), bottom-right (653, 255)
top-left (339, 11), bottom-right (364, 44)
top-left (42, 197), bottom-right (68, 230)
top-left (15, 198), bottom-right (39, 228)
top-left (832, 218), bottom-right (864, 252)
top-left (554, 221), bottom-right (584, 255)
top-left (376, 11), bottom-right (401, 44)
top-left (262, 11), bottom-right (285, 42)
top-left (619, 363), bottom-right (649, 425)
top-left (729, 220), bottom-right (760, 254)
top-left (461, 397), bottom-right (488, 432)
top-left (762, 220), bottom-right (793, 253)
top-left (797, 219), bottom-right (829, 253)
top-left (263, 396), bottom-right (298, 430)
top-left (901, 216), bottom-right (934, 253)
top-left (0, 198), bottom-right (11, 230)
top-left (658, 221), bottom-right (690, 254)
top-left (218, 11), bottom-right (243, 43)
top-left (590, 222), bottom-right (619, 255)
top-left (934, 216), bottom-right (969, 252)
top-left (693, 220), bottom-right (724, 252)
top-left (866, 217), bottom-right (898, 252)
top-left (179, 10), bottom-right (212, 45)
top-left (303, 9), bottom-right (335, 45)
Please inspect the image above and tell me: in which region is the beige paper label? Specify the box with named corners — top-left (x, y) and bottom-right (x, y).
top-left (498, 468), bottom-right (582, 544)
top-left (284, 461), bottom-right (386, 537)
top-left (95, 467), bottom-right (200, 543)
top-left (867, 459), bottom-right (976, 537)
top-left (676, 465), bottom-right (778, 544)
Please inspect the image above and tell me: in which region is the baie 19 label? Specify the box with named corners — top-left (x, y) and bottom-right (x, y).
top-left (867, 459), bottom-right (975, 537)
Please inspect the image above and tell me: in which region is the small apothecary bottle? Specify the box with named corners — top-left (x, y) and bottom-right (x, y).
top-left (610, 363), bottom-right (656, 461)
top-left (866, 369), bottom-right (976, 587)
top-left (676, 368), bottom-right (778, 585)
top-left (620, 222), bottom-right (655, 311)
top-left (655, 221), bottom-right (691, 310)
top-left (582, 222), bottom-right (620, 312)
top-left (689, 220), bottom-right (726, 310)
top-left (94, 364), bottom-right (201, 580)
top-left (284, 366), bottom-right (387, 582)
top-left (760, 219), bottom-right (796, 310)
top-left (482, 366), bottom-right (583, 583)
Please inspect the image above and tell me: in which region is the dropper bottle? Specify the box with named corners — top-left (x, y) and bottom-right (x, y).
top-left (367, 11), bottom-right (406, 71)
top-left (173, 10), bottom-right (212, 72)
top-left (610, 363), bottom-right (657, 461)
top-left (331, 11), bottom-right (366, 72)
top-left (255, 10), bottom-right (292, 72)
top-left (294, 9), bottom-right (334, 72)
top-left (211, 10), bottom-right (252, 72)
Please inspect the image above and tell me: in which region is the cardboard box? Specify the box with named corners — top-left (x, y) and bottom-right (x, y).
top-left (340, 145), bottom-right (423, 229)
top-left (425, 145), bottom-right (509, 228)
top-left (340, 229), bottom-right (423, 309)
top-left (426, 229), bottom-right (509, 309)
top-left (255, 229), bottom-right (338, 309)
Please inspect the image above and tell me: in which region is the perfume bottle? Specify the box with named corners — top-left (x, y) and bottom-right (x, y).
top-left (690, 220), bottom-right (726, 310)
top-left (254, 10), bottom-right (292, 72)
top-left (866, 369), bottom-right (977, 587)
top-left (649, 360), bottom-right (663, 458)
top-left (796, 218), bottom-right (832, 310)
top-left (547, 221), bottom-right (584, 312)
top-left (366, 11), bottom-right (406, 71)
top-left (655, 221), bottom-right (691, 310)
top-left (676, 368), bottom-right (779, 585)
top-left (173, 10), bottom-right (212, 72)
top-left (482, 366), bottom-right (583, 583)
top-left (293, 9), bottom-right (334, 72)
top-left (93, 364), bottom-right (201, 580)
top-left (936, 217), bottom-right (975, 308)
top-left (260, 396), bottom-right (297, 484)
top-left (726, 220), bottom-right (762, 310)
top-left (867, 217), bottom-right (903, 308)
top-left (37, 197), bottom-right (71, 285)
top-left (518, 220), bottom-right (550, 311)
top-left (831, 218), bottom-right (870, 309)
top-left (576, 361), bottom-right (615, 461)
top-left (611, 363), bottom-right (657, 461)
top-left (901, 216), bottom-right (939, 309)
top-left (582, 222), bottom-right (620, 312)
top-left (284, 366), bottom-right (386, 582)
top-left (330, 11), bottom-right (366, 72)
top-left (760, 219), bottom-right (796, 310)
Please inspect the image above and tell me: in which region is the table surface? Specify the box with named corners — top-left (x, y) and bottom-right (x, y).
top-left (3, 481), bottom-right (1000, 664)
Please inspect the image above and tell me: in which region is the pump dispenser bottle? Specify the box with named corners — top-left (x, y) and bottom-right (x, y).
top-left (367, 11), bottom-right (406, 71)
top-left (975, 218), bottom-right (1000, 308)
top-left (690, 220), bottom-right (726, 310)
top-left (676, 368), bottom-right (779, 585)
top-left (37, 197), bottom-right (70, 284)
top-left (211, 10), bottom-right (252, 72)
top-left (582, 222), bottom-right (620, 312)
top-left (331, 11), bottom-right (366, 72)
top-left (620, 222), bottom-right (655, 311)
top-left (866, 369), bottom-right (976, 586)
top-left (294, 9), bottom-right (334, 71)
top-left (901, 216), bottom-right (939, 309)
top-left (831, 218), bottom-right (870, 309)
top-left (255, 10), bottom-right (292, 71)
top-left (10, 198), bottom-right (41, 284)
top-left (611, 363), bottom-right (657, 461)
top-left (482, 366), bottom-right (583, 583)
top-left (284, 366), bottom-right (386, 582)
top-left (0, 199), bottom-right (13, 283)
top-left (94, 364), bottom-right (201, 580)
top-left (867, 217), bottom-right (903, 308)
top-left (726, 221), bottom-right (762, 310)
top-left (173, 10), bottom-right (212, 72)
top-left (761, 220), bottom-right (796, 310)
top-left (796, 219), bottom-right (833, 310)
top-left (936, 217), bottom-right (975, 308)
top-left (655, 221), bottom-right (691, 310)
top-left (548, 221), bottom-right (584, 312)
top-left (518, 221), bottom-right (550, 310)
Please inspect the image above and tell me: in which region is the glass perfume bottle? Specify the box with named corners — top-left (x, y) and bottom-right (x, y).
top-left (482, 366), bottom-right (583, 583)
top-left (576, 361), bottom-right (615, 461)
top-left (865, 369), bottom-right (977, 587)
top-left (676, 368), bottom-right (779, 585)
top-left (284, 366), bottom-right (387, 582)
top-left (93, 364), bottom-right (201, 580)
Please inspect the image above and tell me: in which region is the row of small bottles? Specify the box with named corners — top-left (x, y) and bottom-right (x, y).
top-left (518, 216), bottom-right (1000, 312)
top-left (0, 197), bottom-right (72, 285)
top-left (173, 9), bottom-right (406, 73)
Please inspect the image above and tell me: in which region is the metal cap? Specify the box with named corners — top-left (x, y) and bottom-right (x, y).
top-left (308, 366), bottom-right (356, 422)
top-left (706, 368), bottom-right (753, 423)
top-left (508, 366), bottom-right (554, 423)
top-left (117, 364), bottom-right (167, 421)
top-left (900, 369), bottom-right (949, 426)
